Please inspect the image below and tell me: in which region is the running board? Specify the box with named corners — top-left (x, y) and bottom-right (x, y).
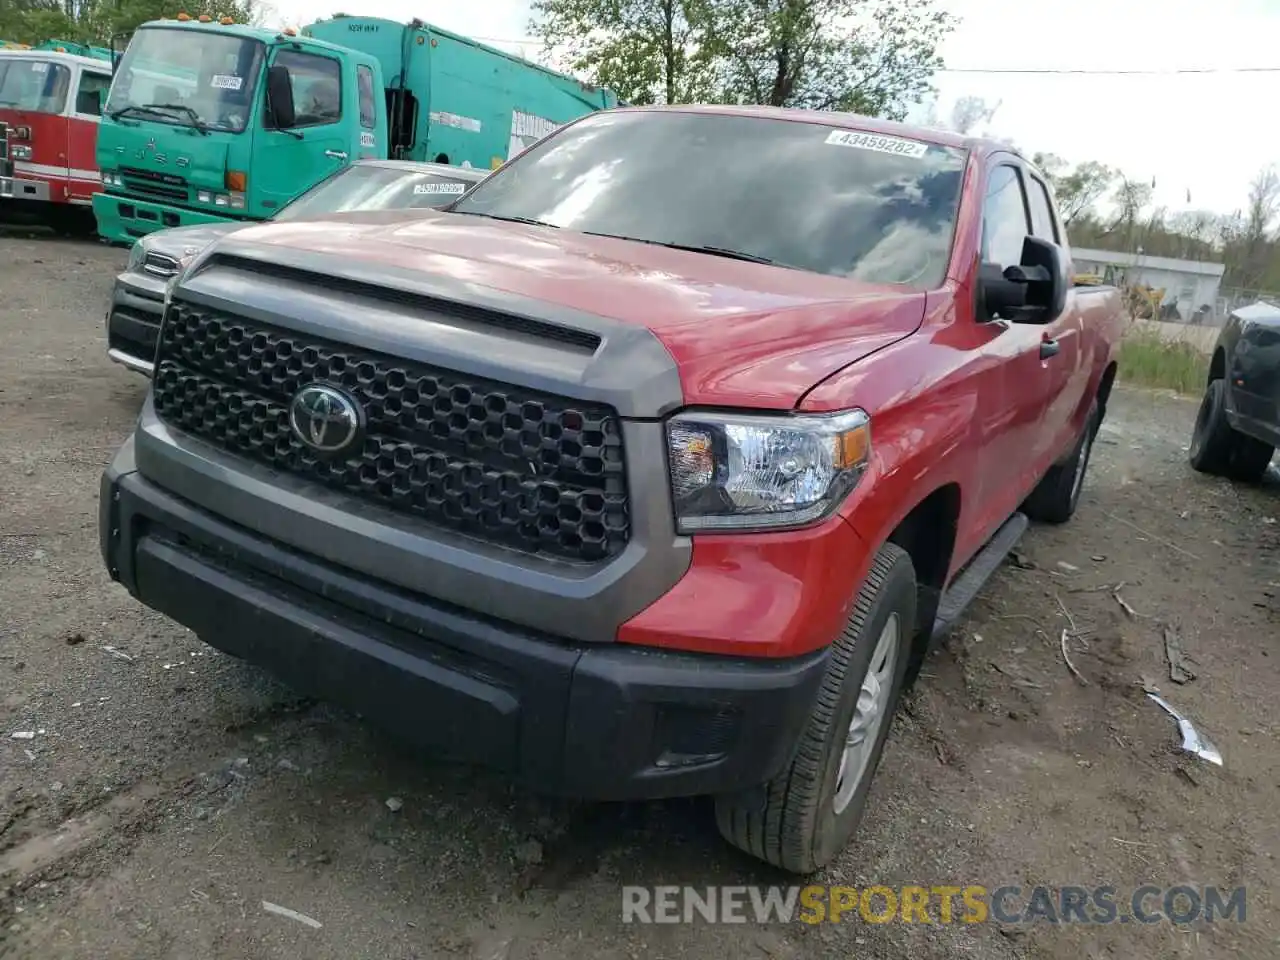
top-left (931, 512), bottom-right (1029, 641)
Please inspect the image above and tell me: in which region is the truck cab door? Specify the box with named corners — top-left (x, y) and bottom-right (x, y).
top-left (256, 48), bottom-right (351, 216)
top-left (1022, 169), bottom-right (1086, 467)
top-left (974, 161), bottom-right (1062, 526)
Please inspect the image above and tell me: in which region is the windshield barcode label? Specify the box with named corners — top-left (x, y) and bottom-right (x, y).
top-left (824, 129), bottom-right (929, 158)
top-left (210, 75), bottom-right (243, 91)
top-left (414, 182), bottom-right (467, 195)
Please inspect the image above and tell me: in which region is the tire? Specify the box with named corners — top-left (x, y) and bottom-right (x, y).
top-left (1189, 378), bottom-right (1275, 482)
top-left (1023, 401), bottom-right (1099, 524)
top-left (714, 542), bottom-right (916, 874)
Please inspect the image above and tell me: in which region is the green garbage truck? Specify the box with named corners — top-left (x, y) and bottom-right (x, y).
top-left (92, 15), bottom-right (617, 244)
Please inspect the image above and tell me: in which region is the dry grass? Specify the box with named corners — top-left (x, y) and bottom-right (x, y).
top-left (1117, 326), bottom-right (1209, 395)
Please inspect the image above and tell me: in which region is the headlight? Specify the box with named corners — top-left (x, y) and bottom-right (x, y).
top-left (666, 409), bottom-right (871, 533)
top-left (127, 241), bottom-right (146, 271)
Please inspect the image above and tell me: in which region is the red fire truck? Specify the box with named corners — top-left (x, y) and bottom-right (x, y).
top-left (0, 43), bottom-right (113, 230)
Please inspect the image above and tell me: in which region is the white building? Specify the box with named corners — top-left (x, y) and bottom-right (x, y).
top-left (1071, 247), bottom-right (1225, 322)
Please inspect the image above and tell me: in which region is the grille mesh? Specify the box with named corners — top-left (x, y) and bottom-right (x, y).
top-left (151, 301), bottom-right (630, 562)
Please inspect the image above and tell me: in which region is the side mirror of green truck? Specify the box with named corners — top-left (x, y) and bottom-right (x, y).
top-left (266, 65), bottom-right (296, 130)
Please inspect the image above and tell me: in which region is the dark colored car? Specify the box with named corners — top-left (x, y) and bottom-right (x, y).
top-left (1190, 301), bottom-right (1280, 481)
top-left (105, 159), bottom-right (487, 376)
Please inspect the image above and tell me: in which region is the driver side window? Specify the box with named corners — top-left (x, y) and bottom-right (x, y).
top-left (981, 164), bottom-right (1031, 269)
top-left (272, 50), bottom-right (342, 128)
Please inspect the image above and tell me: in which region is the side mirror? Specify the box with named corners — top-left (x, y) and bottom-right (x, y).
top-left (979, 236), bottom-right (1067, 324)
top-left (266, 65), bottom-right (295, 130)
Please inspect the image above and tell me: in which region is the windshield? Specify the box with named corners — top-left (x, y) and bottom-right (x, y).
top-left (0, 58), bottom-right (70, 114)
top-left (452, 111), bottom-right (967, 287)
top-left (105, 27), bottom-right (263, 133)
top-left (274, 165), bottom-right (482, 221)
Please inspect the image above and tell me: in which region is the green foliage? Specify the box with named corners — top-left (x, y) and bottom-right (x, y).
top-left (529, 0), bottom-right (953, 116)
top-left (1117, 327), bottom-right (1209, 395)
top-left (706, 0), bottom-right (953, 116)
top-left (0, 0), bottom-right (261, 48)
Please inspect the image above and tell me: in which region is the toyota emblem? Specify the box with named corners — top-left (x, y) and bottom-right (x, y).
top-left (289, 384), bottom-right (363, 457)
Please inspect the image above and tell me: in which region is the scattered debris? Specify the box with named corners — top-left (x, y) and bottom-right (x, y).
top-left (63, 633), bottom-right (86, 646)
top-left (1091, 555), bottom-right (1107, 562)
top-left (10, 731), bottom-right (35, 740)
top-left (385, 796), bottom-right (403, 813)
top-left (972, 633), bottom-right (984, 644)
top-left (1057, 561), bottom-right (1080, 573)
top-left (1147, 693), bottom-right (1222, 766)
top-left (1114, 591), bottom-right (1142, 619)
top-left (1007, 552), bottom-right (1036, 570)
top-left (1163, 626), bottom-right (1197, 684)
top-left (262, 900), bottom-right (322, 930)
top-left (23, 749), bottom-right (36, 761)
top-left (276, 758), bottom-right (298, 772)
top-left (1060, 629), bottom-right (1089, 686)
top-left (101, 645), bottom-right (134, 663)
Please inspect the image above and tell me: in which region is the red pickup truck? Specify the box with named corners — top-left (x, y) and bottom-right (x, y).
top-left (99, 105), bottom-right (1124, 873)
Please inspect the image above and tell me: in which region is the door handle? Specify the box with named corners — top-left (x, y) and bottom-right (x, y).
top-left (1040, 338), bottom-right (1060, 360)
top-left (325, 150), bottom-right (348, 161)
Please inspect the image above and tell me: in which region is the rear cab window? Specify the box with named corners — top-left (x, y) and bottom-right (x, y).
top-left (1025, 174), bottom-right (1059, 243)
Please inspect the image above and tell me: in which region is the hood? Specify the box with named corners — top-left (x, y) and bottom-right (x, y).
top-left (141, 222), bottom-right (243, 261)
top-left (221, 211), bottom-right (928, 408)
top-left (96, 120), bottom-right (230, 192)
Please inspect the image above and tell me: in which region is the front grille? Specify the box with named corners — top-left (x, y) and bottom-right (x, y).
top-left (151, 301), bottom-right (631, 563)
top-left (143, 252), bottom-right (180, 277)
top-left (120, 165), bottom-right (188, 203)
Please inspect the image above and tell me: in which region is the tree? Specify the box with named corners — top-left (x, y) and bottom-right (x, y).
top-left (947, 95), bottom-right (996, 134)
top-left (1039, 158), bottom-right (1117, 227)
top-left (706, 0), bottom-right (954, 116)
top-left (529, 0), bottom-right (722, 105)
top-left (529, 0), bottom-right (954, 116)
top-left (1, 0), bottom-right (262, 47)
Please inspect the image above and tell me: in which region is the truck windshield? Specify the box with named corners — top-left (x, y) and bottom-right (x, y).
top-left (0, 58), bottom-right (70, 114)
top-left (105, 27), bottom-right (263, 133)
top-left (274, 165), bottom-right (481, 221)
top-left (452, 111), bottom-right (967, 288)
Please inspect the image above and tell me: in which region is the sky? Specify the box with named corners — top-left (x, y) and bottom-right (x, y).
top-left (269, 0), bottom-right (1280, 217)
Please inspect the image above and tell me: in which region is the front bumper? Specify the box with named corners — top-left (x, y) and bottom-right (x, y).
top-left (105, 272), bottom-right (166, 376)
top-left (101, 438), bottom-right (829, 801)
top-left (92, 192), bottom-right (241, 244)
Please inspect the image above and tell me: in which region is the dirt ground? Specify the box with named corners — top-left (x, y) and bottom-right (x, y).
top-left (0, 234), bottom-right (1277, 960)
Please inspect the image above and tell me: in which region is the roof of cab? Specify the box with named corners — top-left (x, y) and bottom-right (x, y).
top-left (605, 103), bottom-right (1022, 161)
top-left (133, 19), bottom-right (356, 56)
top-left (0, 47), bottom-right (113, 71)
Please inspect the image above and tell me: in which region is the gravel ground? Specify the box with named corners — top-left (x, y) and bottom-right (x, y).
top-left (0, 234), bottom-right (1277, 959)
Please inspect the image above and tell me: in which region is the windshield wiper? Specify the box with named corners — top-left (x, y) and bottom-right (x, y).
top-left (144, 103), bottom-right (209, 135)
top-left (582, 231), bottom-right (777, 265)
top-left (110, 103), bottom-right (208, 135)
top-left (453, 211), bottom-right (558, 228)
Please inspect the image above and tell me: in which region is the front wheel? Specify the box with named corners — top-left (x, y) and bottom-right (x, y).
top-left (1189, 378), bottom-right (1274, 482)
top-left (714, 543), bottom-right (916, 874)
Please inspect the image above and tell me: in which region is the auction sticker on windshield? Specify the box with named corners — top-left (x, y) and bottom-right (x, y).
top-left (825, 129), bottom-right (929, 159)
top-left (414, 182), bottom-right (467, 195)
top-left (211, 75), bottom-right (243, 91)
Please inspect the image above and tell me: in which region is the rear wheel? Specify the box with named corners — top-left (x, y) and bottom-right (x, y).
top-left (714, 543), bottom-right (915, 874)
top-left (1023, 401), bottom-right (1099, 524)
top-left (1189, 378), bottom-right (1274, 482)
